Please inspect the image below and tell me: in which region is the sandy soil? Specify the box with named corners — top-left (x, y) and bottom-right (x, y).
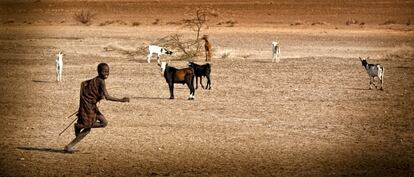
top-left (0, 0), bottom-right (413, 176)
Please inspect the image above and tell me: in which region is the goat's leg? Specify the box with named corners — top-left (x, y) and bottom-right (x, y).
top-left (56, 66), bottom-right (59, 82)
top-left (186, 76), bottom-right (195, 100)
top-left (276, 47), bottom-right (281, 62)
top-left (168, 83), bottom-right (174, 99)
top-left (205, 52), bottom-right (208, 61)
top-left (376, 76), bottom-right (384, 90)
top-left (206, 75), bottom-right (211, 90)
top-left (369, 77), bottom-right (373, 90)
top-left (195, 76), bottom-right (199, 89)
top-left (380, 70), bottom-right (384, 90)
top-left (205, 51), bottom-right (210, 62)
top-left (58, 68), bottom-right (62, 82)
top-left (374, 77), bottom-right (380, 89)
top-left (369, 77), bottom-right (372, 89)
top-left (147, 53), bottom-right (152, 63)
top-left (60, 64), bottom-right (63, 81)
top-left (200, 76), bottom-right (205, 89)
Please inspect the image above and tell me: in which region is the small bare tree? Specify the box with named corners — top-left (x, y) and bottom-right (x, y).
top-left (158, 7), bottom-right (217, 59)
top-left (182, 7), bottom-right (218, 48)
top-left (148, 7), bottom-right (218, 60)
top-left (155, 34), bottom-right (199, 59)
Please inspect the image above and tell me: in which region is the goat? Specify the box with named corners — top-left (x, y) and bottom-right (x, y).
top-left (272, 41), bottom-right (281, 62)
top-left (158, 60), bottom-right (195, 100)
top-left (201, 35), bottom-right (212, 62)
top-left (55, 51), bottom-right (64, 82)
top-left (147, 45), bottom-right (173, 63)
top-left (187, 61), bottom-right (211, 90)
top-left (359, 57), bottom-right (384, 90)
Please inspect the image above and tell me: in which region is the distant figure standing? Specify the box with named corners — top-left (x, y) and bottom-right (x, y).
top-left (201, 35), bottom-right (212, 62)
top-left (64, 63), bottom-right (130, 153)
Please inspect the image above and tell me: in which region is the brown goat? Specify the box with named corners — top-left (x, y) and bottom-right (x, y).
top-left (158, 60), bottom-right (195, 100)
top-left (201, 35), bottom-right (212, 62)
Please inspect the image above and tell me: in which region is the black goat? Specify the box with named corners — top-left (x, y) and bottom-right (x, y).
top-left (187, 62), bottom-right (211, 90)
top-left (158, 60), bottom-right (195, 100)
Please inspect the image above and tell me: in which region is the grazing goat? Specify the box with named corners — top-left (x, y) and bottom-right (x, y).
top-left (359, 57), bottom-right (384, 90)
top-left (201, 35), bottom-right (212, 62)
top-left (272, 41), bottom-right (281, 62)
top-left (158, 60), bottom-right (195, 100)
top-left (147, 45), bottom-right (173, 63)
top-left (187, 61), bottom-right (211, 90)
top-left (55, 51), bottom-right (64, 82)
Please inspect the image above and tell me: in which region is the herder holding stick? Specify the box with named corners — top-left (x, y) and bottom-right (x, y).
top-left (64, 63), bottom-right (129, 153)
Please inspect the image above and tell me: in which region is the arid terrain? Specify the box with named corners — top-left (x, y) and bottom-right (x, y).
top-left (0, 0), bottom-right (413, 176)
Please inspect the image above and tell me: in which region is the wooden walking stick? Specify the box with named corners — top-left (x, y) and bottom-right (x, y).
top-left (58, 111), bottom-right (78, 136)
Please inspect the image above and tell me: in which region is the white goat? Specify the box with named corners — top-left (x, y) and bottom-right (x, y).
top-left (272, 41), bottom-right (281, 62)
top-left (359, 57), bottom-right (384, 90)
top-left (55, 51), bottom-right (64, 82)
top-left (147, 45), bottom-right (173, 63)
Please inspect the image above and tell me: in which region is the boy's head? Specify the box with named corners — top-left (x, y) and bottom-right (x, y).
top-left (97, 63), bottom-right (109, 79)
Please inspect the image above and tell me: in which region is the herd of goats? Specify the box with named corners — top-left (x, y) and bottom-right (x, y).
top-left (54, 39), bottom-right (384, 100)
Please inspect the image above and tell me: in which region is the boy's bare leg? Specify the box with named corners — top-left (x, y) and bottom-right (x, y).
top-left (91, 114), bottom-right (108, 128)
top-left (64, 114), bottom-right (107, 152)
top-left (64, 128), bottom-right (91, 153)
top-left (74, 123), bottom-right (81, 137)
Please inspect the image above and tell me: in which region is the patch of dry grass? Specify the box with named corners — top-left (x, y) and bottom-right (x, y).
top-left (4, 19), bottom-right (15, 24)
top-left (217, 19), bottom-right (238, 27)
top-left (74, 10), bottom-right (95, 25)
top-left (132, 22), bottom-right (141, 26)
top-left (99, 20), bottom-right (128, 26)
top-left (220, 50), bottom-right (231, 59)
top-left (346, 18), bottom-right (358, 25)
top-left (152, 19), bottom-right (160, 25)
top-left (311, 21), bottom-right (328, 26)
top-left (290, 21), bottom-right (304, 26)
top-left (381, 19), bottom-right (397, 25)
top-left (166, 21), bottom-right (183, 25)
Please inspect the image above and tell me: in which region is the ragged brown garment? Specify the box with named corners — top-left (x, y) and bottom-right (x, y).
top-left (76, 77), bottom-right (105, 128)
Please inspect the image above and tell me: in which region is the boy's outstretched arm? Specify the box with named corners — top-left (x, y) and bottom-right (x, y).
top-left (101, 79), bottom-right (130, 102)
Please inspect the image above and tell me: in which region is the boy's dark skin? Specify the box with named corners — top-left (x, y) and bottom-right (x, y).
top-left (64, 63), bottom-right (129, 153)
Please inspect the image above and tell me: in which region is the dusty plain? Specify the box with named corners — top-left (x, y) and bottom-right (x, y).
top-left (0, 0), bottom-right (413, 176)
